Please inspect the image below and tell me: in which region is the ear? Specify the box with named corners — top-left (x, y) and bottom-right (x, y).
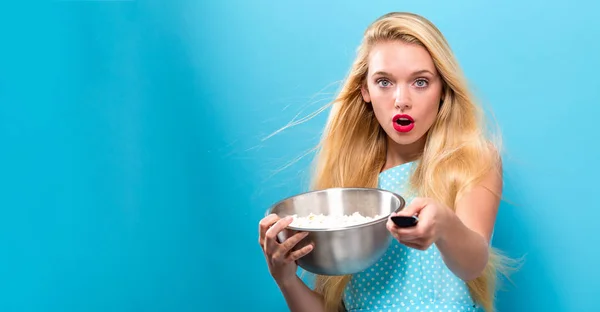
top-left (439, 84), bottom-right (447, 107)
top-left (361, 84), bottom-right (371, 103)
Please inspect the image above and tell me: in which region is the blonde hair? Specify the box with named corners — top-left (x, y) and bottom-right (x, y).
top-left (305, 12), bottom-right (511, 312)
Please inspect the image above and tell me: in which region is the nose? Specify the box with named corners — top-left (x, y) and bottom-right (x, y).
top-left (394, 86), bottom-right (411, 111)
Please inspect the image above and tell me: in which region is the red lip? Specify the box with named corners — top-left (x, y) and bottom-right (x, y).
top-left (392, 114), bottom-right (414, 133)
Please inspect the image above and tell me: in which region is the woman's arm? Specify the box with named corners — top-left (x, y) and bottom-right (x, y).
top-left (259, 214), bottom-right (327, 312)
top-left (387, 159), bottom-right (502, 281)
top-left (277, 276), bottom-right (327, 312)
top-left (436, 160), bottom-right (502, 280)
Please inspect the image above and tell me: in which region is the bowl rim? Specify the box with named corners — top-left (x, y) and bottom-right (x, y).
top-left (266, 187), bottom-right (406, 232)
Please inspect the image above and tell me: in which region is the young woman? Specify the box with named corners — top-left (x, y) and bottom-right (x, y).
top-left (258, 12), bottom-right (509, 312)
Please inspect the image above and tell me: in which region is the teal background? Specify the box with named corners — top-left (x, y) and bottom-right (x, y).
top-left (0, 1), bottom-right (598, 311)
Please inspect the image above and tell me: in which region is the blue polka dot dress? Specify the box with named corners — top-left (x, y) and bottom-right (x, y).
top-left (342, 162), bottom-right (483, 312)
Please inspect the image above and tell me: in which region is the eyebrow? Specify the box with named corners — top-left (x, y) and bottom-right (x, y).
top-left (371, 69), bottom-right (435, 77)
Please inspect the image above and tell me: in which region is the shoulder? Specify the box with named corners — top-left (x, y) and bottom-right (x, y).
top-left (455, 139), bottom-right (503, 192)
top-left (453, 141), bottom-right (503, 242)
top-left (483, 140), bottom-right (503, 189)
top-left (485, 139), bottom-right (503, 166)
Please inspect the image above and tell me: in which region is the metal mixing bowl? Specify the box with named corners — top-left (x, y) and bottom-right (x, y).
top-left (267, 187), bottom-right (406, 276)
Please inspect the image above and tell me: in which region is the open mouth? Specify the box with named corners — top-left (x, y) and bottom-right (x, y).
top-left (392, 114), bottom-right (414, 133)
top-left (395, 118), bottom-right (412, 126)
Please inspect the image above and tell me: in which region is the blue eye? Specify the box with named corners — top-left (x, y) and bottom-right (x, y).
top-left (414, 79), bottom-right (428, 88)
top-left (377, 79), bottom-right (392, 88)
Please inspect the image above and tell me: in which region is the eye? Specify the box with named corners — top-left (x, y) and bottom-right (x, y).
top-left (376, 78), bottom-right (392, 88)
top-left (414, 79), bottom-right (429, 88)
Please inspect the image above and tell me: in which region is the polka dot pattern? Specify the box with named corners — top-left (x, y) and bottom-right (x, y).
top-left (342, 162), bottom-right (483, 312)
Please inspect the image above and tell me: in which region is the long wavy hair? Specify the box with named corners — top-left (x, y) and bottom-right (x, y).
top-left (305, 12), bottom-right (511, 312)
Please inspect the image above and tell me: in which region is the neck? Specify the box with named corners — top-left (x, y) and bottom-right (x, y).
top-left (382, 135), bottom-right (426, 171)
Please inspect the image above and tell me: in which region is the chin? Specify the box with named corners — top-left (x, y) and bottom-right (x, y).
top-left (387, 131), bottom-right (425, 146)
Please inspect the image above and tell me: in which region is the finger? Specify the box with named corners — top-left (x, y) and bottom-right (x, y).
top-left (286, 244), bottom-right (314, 262)
top-left (259, 214), bottom-right (281, 246)
top-left (392, 225), bottom-right (422, 238)
top-left (391, 231), bottom-right (419, 243)
top-left (400, 234), bottom-right (433, 250)
top-left (386, 218), bottom-right (395, 231)
top-left (396, 197), bottom-right (428, 217)
top-left (265, 216), bottom-right (294, 252)
top-left (387, 218), bottom-right (420, 241)
top-left (279, 231), bottom-right (310, 254)
top-left (390, 233), bottom-right (420, 248)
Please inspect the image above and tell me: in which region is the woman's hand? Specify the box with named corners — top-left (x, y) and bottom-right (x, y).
top-left (259, 214), bottom-right (314, 285)
top-left (386, 197), bottom-right (452, 250)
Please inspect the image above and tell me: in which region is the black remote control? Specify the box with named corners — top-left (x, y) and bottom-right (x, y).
top-left (391, 215), bottom-right (419, 228)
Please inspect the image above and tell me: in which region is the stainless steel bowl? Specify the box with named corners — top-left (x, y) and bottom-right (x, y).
top-left (267, 187), bottom-right (406, 276)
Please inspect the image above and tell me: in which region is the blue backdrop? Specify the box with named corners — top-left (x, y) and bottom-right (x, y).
top-left (0, 1), bottom-right (598, 311)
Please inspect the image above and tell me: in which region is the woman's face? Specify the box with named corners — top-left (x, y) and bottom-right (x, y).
top-left (362, 40), bottom-right (444, 147)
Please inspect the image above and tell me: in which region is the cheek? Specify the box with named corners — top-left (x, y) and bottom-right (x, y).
top-left (422, 103), bottom-right (439, 123)
top-left (369, 92), bottom-right (394, 118)
top-left (369, 89), bottom-right (393, 105)
top-left (417, 94), bottom-right (441, 125)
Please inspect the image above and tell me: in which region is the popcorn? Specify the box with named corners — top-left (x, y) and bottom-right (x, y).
top-left (289, 212), bottom-right (381, 229)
